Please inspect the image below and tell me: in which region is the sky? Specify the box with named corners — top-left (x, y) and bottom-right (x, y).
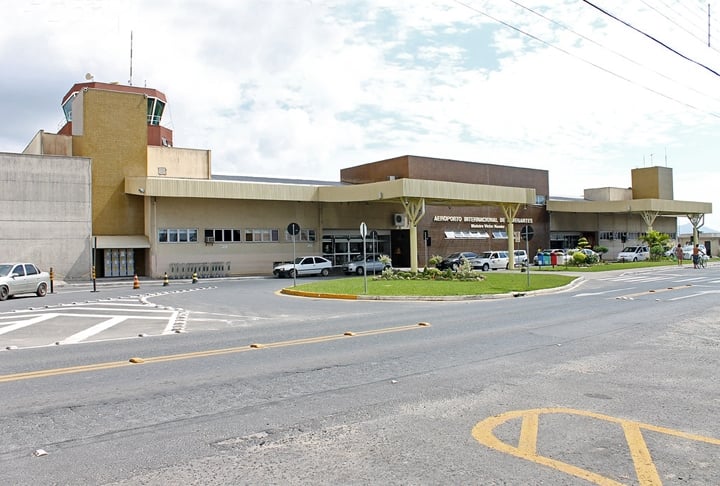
top-left (1, 0), bottom-right (719, 230)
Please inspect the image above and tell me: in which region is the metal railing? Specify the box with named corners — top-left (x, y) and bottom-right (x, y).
top-left (167, 262), bottom-right (231, 279)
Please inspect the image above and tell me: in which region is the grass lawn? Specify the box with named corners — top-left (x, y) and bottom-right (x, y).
top-left (291, 272), bottom-right (577, 297)
top-left (533, 259), bottom-right (691, 272)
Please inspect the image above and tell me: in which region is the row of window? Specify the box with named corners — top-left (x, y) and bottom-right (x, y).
top-left (158, 228), bottom-right (317, 243)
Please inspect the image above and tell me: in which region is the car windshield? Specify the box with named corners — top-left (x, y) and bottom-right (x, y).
top-left (293, 257), bottom-right (306, 264)
top-left (351, 255), bottom-right (366, 262)
top-left (0, 264), bottom-right (13, 276)
top-left (445, 253), bottom-right (461, 259)
top-left (479, 252), bottom-right (492, 258)
top-left (622, 247), bottom-right (637, 252)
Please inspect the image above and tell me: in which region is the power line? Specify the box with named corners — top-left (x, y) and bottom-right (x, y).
top-left (581, 0), bottom-right (720, 77)
top-left (504, 0), bottom-right (720, 108)
top-left (452, 0), bottom-right (720, 118)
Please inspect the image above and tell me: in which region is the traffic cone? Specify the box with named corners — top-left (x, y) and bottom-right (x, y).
top-left (133, 274), bottom-right (140, 289)
top-left (163, 272), bottom-right (169, 286)
top-left (192, 272), bottom-right (198, 284)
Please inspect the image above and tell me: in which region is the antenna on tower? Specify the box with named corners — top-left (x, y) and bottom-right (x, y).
top-left (129, 30), bottom-right (133, 86)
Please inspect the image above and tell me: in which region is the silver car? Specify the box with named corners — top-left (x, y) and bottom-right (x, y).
top-left (0, 263), bottom-right (51, 300)
top-left (343, 255), bottom-right (391, 275)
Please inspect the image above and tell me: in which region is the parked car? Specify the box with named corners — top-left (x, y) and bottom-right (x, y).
top-left (343, 255), bottom-right (391, 275)
top-left (616, 246), bottom-right (650, 262)
top-left (437, 252), bottom-right (478, 270)
top-left (273, 256), bottom-right (332, 278)
top-left (471, 251), bottom-right (509, 271)
top-left (568, 248), bottom-right (599, 263)
top-left (513, 250), bottom-right (529, 266)
top-left (0, 263), bottom-right (50, 301)
top-left (681, 245), bottom-right (708, 261)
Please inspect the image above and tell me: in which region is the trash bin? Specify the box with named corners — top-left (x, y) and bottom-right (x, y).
top-left (550, 252), bottom-right (558, 267)
top-left (542, 252), bottom-right (550, 266)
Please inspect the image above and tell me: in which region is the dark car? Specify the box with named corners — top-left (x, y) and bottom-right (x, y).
top-left (436, 252), bottom-right (478, 270)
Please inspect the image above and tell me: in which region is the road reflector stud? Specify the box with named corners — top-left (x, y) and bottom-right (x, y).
top-left (129, 357), bottom-right (145, 364)
top-left (344, 331), bottom-right (355, 336)
top-left (250, 343), bottom-right (264, 349)
top-left (417, 322), bottom-right (430, 327)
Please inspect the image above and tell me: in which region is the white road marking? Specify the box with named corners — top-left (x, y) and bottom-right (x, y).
top-left (58, 316), bottom-right (129, 344)
top-left (0, 314), bottom-right (57, 335)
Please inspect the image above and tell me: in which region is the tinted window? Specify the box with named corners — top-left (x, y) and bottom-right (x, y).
top-left (24, 264), bottom-right (38, 275)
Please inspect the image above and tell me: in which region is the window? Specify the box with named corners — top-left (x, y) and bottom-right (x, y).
top-left (285, 228), bottom-right (316, 242)
top-left (246, 229), bottom-right (279, 242)
top-left (159, 228), bottom-right (198, 243)
top-left (492, 231), bottom-right (508, 239)
top-left (204, 228), bottom-right (241, 242)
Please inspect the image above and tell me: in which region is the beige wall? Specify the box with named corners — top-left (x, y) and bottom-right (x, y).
top-left (145, 197), bottom-right (404, 276)
top-left (147, 146), bottom-right (211, 179)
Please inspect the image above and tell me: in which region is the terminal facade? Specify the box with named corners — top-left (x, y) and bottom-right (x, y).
top-left (0, 82), bottom-right (712, 279)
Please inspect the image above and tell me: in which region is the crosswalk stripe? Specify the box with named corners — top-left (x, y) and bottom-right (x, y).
top-left (58, 316), bottom-right (128, 344)
top-left (0, 314), bottom-right (57, 335)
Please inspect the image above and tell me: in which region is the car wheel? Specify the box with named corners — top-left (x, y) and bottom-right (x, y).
top-left (452, 263), bottom-right (459, 271)
top-left (320, 268), bottom-right (330, 277)
top-left (289, 269), bottom-right (296, 278)
top-left (633, 257), bottom-right (638, 262)
top-left (356, 267), bottom-right (365, 275)
top-left (36, 283), bottom-right (47, 297)
top-left (482, 263), bottom-right (489, 271)
top-left (0, 286), bottom-right (7, 301)
top-left (505, 263), bottom-right (509, 270)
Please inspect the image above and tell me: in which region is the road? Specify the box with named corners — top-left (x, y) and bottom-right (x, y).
top-left (1, 266), bottom-right (719, 485)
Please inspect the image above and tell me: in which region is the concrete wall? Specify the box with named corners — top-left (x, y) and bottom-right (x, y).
top-left (0, 153), bottom-right (92, 279)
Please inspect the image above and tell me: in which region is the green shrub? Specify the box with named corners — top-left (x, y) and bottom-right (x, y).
top-left (572, 252), bottom-right (587, 265)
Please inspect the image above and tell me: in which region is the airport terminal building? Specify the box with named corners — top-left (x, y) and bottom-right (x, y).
top-left (0, 82), bottom-right (712, 279)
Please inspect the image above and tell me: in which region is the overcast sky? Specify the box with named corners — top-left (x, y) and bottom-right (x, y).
top-left (1, 0), bottom-right (718, 230)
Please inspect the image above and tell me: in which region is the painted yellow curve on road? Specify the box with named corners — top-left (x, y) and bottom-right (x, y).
top-left (472, 407), bottom-right (720, 485)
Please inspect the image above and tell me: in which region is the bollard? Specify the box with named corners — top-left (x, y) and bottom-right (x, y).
top-left (133, 274), bottom-right (140, 289)
top-left (50, 267), bottom-right (55, 294)
top-left (163, 272), bottom-right (169, 286)
top-left (192, 272), bottom-right (198, 284)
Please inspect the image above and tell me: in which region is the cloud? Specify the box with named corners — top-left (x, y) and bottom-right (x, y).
top-left (0, 0), bottom-right (717, 228)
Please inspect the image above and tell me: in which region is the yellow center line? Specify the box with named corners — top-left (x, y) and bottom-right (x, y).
top-left (0, 322), bottom-right (430, 383)
top-left (619, 284), bottom-right (692, 299)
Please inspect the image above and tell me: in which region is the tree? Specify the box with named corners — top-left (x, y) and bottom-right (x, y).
top-left (641, 230), bottom-right (671, 261)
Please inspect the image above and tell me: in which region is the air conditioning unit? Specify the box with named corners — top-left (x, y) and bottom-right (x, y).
top-left (205, 236), bottom-right (215, 244)
top-left (393, 213), bottom-right (407, 227)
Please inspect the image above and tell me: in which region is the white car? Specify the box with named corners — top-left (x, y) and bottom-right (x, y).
top-left (0, 263), bottom-right (50, 301)
top-left (471, 251), bottom-right (510, 271)
top-left (681, 245), bottom-right (707, 261)
top-left (513, 250), bottom-right (529, 266)
top-left (273, 256), bottom-right (332, 278)
top-left (616, 246), bottom-right (650, 262)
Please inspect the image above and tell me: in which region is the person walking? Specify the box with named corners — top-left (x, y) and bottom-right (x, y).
top-left (692, 244), bottom-right (700, 269)
top-left (674, 243), bottom-right (684, 266)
